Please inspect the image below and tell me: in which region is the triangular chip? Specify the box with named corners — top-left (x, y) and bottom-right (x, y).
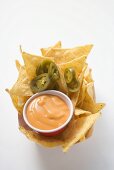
top-left (70, 64), bottom-right (87, 107)
top-left (15, 60), bottom-right (21, 71)
top-left (41, 41), bottom-right (62, 56)
top-left (22, 52), bottom-right (44, 80)
top-left (54, 44), bottom-right (93, 64)
top-left (62, 112), bottom-right (100, 152)
top-left (59, 55), bottom-right (87, 78)
top-left (18, 114), bottom-right (64, 148)
top-left (72, 44), bottom-right (93, 58)
top-left (81, 83), bottom-right (105, 113)
top-left (77, 79), bottom-right (87, 106)
top-left (85, 125), bottom-right (94, 139)
top-left (84, 66), bottom-right (93, 83)
top-left (74, 108), bottom-right (91, 116)
top-left (6, 89), bottom-right (29, 113)
top-left (9, 66), bottom-right (33, 96)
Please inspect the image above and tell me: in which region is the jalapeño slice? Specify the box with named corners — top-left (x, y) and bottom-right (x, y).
top-left (64, 68), bottom-right (75, 84)
top-left (48, 62), bottom-right (60, 81)
top-left (67, 79), bottom-right (80, 92)
top-left (30, 73), bottom-right (51, 93)
top-left (36, 60), bottom-right (53, 75)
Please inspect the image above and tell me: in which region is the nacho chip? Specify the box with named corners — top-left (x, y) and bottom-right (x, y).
top-left (79, 135), bottom-right (86, 142)
top-left (6, 89), bottom-right (28, 113)
top-left (54, 44), bottom-right (93, 64)
top-left (72, 44), bottom-right (93, 59)
top-left (22, 52), bottom-right (44, 80)
top-left (59, 55), bottom-right (87, 80)
top-left (43, 44), bottom-right (93, 64)
top-left (41, 41), bottom-right (62, 56)
top-left (74, 108), bottom-right (91, 116)
top-left (10, 66), bottom-right (33, 96)
top-left (85, 125), bottom-right (94, 139)
top-left (53, 49), bottom-right (73, 64)
top-left (77, 79), bottom-right (87, 107)
top-left (15, 60), bottom-right (21, 71)
top-left (19, 126), bottom-right (63, 148)
top-left (70, 64), bottom-right (87, 107)
top-left (62, 112), bottom-right (100, 152)
top-left (84, 67), bottom-right (93, 83)
top-left (57, 66), bottom-right (68, 94)
top-left (87, 82), bottom-right (96, 102)
top-left (81, 83), bottom-right (105, 113)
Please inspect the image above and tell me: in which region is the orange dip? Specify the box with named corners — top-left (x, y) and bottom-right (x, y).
top-left (26, 95), bottom-right (70, 130)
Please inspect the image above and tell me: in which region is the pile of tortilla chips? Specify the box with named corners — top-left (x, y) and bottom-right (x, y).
top-left (7, 41), bottom-right (105, 152)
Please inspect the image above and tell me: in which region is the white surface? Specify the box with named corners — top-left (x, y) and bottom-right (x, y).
top-left (0, 0), bottom-right (114, 170)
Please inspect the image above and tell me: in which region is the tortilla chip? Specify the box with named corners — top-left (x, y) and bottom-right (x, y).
top-left (70, 64), bottom-right (87, 107)
top-left (22, 52), bottom-right (46, 80)
top-left (57, 66), bottom-right (68, 94)
top-left (80, 124), bottom-right (94, 142)
top-left (43, 44), bottom-right (93, 64)
top-left (41, 41), bottom-right (62, 56)
top-left (82, 100), bottom-right (105, 113)
top-left (54, 44), bottom-right (93, 64)
top-left (87, 82), bottom-right (96, 102)
top-left (53, 50), bottom-right (72, 64)
top-left (81, 83), bottom-right (105, 113)
top-left (74, 108), bottom-right (91, 116)
top-left (72, 44), bottom-right (93, 59)
top-left (59, 55), bottom-right (87, 80)
top-left (84, 67), bottom-right (93, 83)
top-left (6, 89), bottom-right (28, 113)
top-left (19, 126), bottom-right (64, 148)
top-left (10, 66), bottom-right (33, 96)
top-left (79, 135), bottom-right (86, 142)
top-left (85, 125), bottom-right (94, 139)
top-left (62, 112), bottom-right (100, 152)
top-left (15, 60), bottom-right (21, 71)
top-left (77, 80), bottom-right (87, 106)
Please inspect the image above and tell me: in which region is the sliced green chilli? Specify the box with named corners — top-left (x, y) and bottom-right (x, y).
top-left (48, 62), bottom-right (60, 81)
top-left (64, 68), bottom-right (75, 84)
top-left (67, 79), bottom-right (80, 92)
top-left (30, 73), bottom-right (51, 93)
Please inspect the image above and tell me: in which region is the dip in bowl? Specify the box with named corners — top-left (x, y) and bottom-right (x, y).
top-left (23, 90), bottom-right (73, 136)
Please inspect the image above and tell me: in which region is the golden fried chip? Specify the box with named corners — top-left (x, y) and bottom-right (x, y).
top-left (57, 66), bottom-right (68, 94)
top-left (72, 44), bottom-right (93, 59)
top-left (77, 79), bottom-right (87, 107)
top-left (22, 52), bottom-right (44, 80)
top-left (59, 55), bottom-right (87, 79)
top-left (41, 41), bottom-right (62, 56)
top-left (6, 89), bottom-right (28, 113)
top-left (83, 102), bottom-right (105, 113)
top-left (74, 108), bottom-right (91, 116)
top-left (87, 82), bottom-right (96, 102)
top-left (22, 52), bottom-right (54, 80)
top-left (62, 112), bottom-right (100, 152)
top-left (81, 83), bottom-right (105, 113)
top-left (84, 66), bottom-right (93, 83)
top-left (85, 125), bottom-right (94, 139)
top-left (15, 60), bottom-right (21, 71)
top-left (19, 125), bottom-right (64, 148)
top-left (54, 44), bottom-right (93, 64)
top-left (70, 64), bottom-right (87, 107)
top-left (79, 136), bottom-right (86, 142)
top-left (10, 66), bottom-right (33, 96)
top-left (43, 44), bottom-right (93, 63)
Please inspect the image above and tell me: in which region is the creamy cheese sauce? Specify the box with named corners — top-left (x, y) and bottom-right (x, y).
top-left (26, 95), bottom-right (69, 130)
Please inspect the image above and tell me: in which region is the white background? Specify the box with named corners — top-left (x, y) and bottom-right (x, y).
top-left (0, 0), bottom-right (114, 170)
